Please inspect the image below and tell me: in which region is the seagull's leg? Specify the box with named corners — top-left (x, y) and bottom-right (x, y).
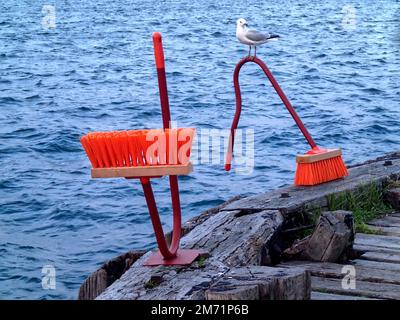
top-left (248, 45), bottom-right (251, 57)
top-left (255, 46), bottom-right (257, 57)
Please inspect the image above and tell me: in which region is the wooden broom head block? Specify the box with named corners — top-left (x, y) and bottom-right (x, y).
top-left (91, 162), bottom-right (193, 179)
top-left (296, 148), bottom-right (342, 164)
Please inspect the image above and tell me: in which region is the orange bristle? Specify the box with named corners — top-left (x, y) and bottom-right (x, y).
top-left (80, 136), bottom-right (99, 168)
top-left (128, 131), bottom-right (139, 165)
top-left (87, 133), bottom-right (105, 168)
top-left (294, 154), bottom-right (348, 186)
top-left (80, 128), bottom-right (195, 169)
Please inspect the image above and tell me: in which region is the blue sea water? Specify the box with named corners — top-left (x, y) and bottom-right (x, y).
top-left (0, 0), bottom-right (399, 299)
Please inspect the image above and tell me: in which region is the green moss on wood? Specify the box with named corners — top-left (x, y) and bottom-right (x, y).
top-left (197, 256), bottom-right (207, 268)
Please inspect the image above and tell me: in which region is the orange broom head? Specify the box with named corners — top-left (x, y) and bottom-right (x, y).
top-left (80, 128), bottom-right (195, 168)
top-left (294, 147), bottom-right (348, 186)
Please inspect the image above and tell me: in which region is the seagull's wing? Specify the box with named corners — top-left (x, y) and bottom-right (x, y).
top-left (245, 29), bottom-right (270, 42)
top-left (246, 29), bottom-right (279, 41)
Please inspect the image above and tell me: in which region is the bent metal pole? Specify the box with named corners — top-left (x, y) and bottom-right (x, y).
top-left (225, 56), bottom-right (318, 171)
top-left (138, 33), bottom-right (182, 260)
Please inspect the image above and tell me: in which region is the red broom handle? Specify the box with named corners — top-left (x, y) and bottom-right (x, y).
top-left (225, 56), bottom-right (317, 170)
top-left (141, 177), bottom-right (178, 258)
top-left (153, 32), bottom-right (171, 129)
top-left (137, 32), bottom-right (182, 259)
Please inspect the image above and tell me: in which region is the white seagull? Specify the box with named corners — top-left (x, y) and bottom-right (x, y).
top-left (236, 18), bottom-right (279, 57)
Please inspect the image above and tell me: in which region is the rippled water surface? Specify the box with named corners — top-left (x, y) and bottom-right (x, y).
top-left (1, 0), bottom-right (399, 299)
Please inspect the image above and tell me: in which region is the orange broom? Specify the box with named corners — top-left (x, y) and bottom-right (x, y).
top-left (80, 33), bottom-right (203, 266)
top-left (225, 56), bottom-right (348, 186)
top-left (80, 128), bottom-right (198, 266)
top-left (80, 128), bottom-right (195, 175)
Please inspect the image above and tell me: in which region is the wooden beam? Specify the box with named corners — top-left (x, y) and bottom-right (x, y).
top-left (296, 148), bottom-right (342, 164)
top-left (311, 292), bottom-right (379, 300)
top-left (280, 261), bottom-right (400, 285)
top-left (91, 162), bottom-right (193, 178)
top-left (311, 276), bottom-right (400, 300)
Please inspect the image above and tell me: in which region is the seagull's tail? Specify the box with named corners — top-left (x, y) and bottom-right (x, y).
top-left (268, 34), bottom-right (280, 40)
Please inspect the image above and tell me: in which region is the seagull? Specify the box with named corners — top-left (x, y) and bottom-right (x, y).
top-left (236, 18), bottom-right (279, 57)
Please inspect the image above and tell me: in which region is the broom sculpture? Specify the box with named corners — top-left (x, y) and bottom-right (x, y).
top-left (80, 33), bottom-right (202, 266)
top-left (225, 56), bottom-right (348, 186)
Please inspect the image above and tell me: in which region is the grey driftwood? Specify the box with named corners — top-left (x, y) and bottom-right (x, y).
top-left (77, 152), bottom-right (400, 300)
top-left (283, 210), bottom-right (355, 262)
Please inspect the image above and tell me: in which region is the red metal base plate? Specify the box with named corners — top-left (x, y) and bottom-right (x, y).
top-left (143, 249), bottom-right (203, 266)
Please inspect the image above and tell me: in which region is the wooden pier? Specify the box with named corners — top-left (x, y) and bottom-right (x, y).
top-left (281, 213), bottom-right (400, 300)
top-left (78, 151), bottom-right (400, 300)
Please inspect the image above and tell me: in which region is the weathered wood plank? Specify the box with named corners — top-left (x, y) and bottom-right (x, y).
top-left (283, 211), bottom-right (354, 262)
top-left (87, 152), bottom-right (400, 300)
top-left (354, 244), bottom-right (400, 254)
top-left (174, 195), bottom-right (243, 239)
top-left (180, 210), bottom-right (284, 266)
top-left (78, 250), bottom-right (146, 300)
top-left (367, 216), bottom-right (400, 228)
top-left (311, 276), bottom-right (400, 300)
top-left (279, 261), bottom-right (400, 285)
top-left (78, 269), bottom-right (108, 301)
top-left (311, 291), bottom-right (379, 300)
top-left (358, 251), bottom-right (400, 263)
top-left (355, 234), bottom-right (400, 250)
top-left (303, 210), bottom-right (354, 262)
top-left (351, 259), bottom-right (400, 272)
top-left (205, 266), bottom-right (310, 300)
top-left (366, 225), bottom-right (400, 236)
top-left (222, 156), bottom-right (400, 215)
top-left (97, 209), bottom-right (287, 300)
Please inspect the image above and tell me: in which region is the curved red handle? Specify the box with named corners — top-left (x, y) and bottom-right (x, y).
top-left (141, 177), bottom-right (181, 259)
top-left (225, 56), bottom-right (317, 171)
top-left (138, 32), bottom-right (182, 260)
